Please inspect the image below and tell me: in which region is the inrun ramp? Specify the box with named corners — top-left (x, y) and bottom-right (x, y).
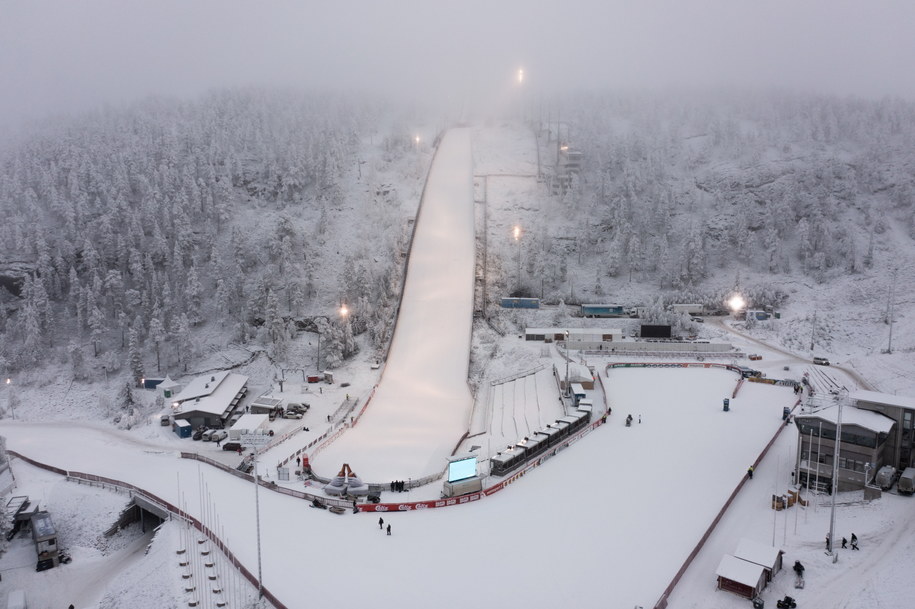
top-left (312, 129), bottom-right (475, 481)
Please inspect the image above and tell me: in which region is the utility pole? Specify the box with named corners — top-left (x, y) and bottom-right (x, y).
top-left (827, 392), bottom-right (845, 562)
top-left (809, 308), bottom-right (817, 352)
top-left (886, 268), bottom-right (897, 354)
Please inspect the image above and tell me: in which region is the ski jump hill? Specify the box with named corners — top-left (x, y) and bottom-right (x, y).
top-left (311, 128), bottom-right (476, 482)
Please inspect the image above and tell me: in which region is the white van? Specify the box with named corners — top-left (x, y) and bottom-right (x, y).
top-left (898, 467), bottom-right (915, 496)
top-left (7, 589), bottom-right (27, 609)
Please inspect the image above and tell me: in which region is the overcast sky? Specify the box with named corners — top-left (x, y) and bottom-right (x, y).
top-left (2, 0), bottom-right (915, 126)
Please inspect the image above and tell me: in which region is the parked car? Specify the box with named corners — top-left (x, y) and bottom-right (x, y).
top-left (286, 402), bottom-right (309, 413)
top-left (284, 410), bottom-right (303, 419)
top-left (160, 415), bottom-right (171, 426)
top-left (210, 429), bottom-right (228, 443)
top-left (813, 356), bottom-right (830, 366)
top-left (691, 317), bottom-right (704, 323)
top-left (202, 429), bottom-right (217, 442)
top-left (192, 428), bottom-right (207, 441)
top-left (222, 441), bottom-right (242, 452)
top-left (748, 354), bottom-right (762, 361)
top-left (876, 465), bottom-right (897, 490)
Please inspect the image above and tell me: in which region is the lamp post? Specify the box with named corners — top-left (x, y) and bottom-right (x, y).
top-left (513, 225), bottom-right (522, 293)
top-left (564, 330), bottom-right (570, 396)
top-left (827, 390), bottom-right (845, 562)
top-left (5, 378), bottom-right (12, 419)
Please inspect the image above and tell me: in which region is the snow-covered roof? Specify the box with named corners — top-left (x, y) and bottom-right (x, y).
top-left (716, 554), bottom-right (765, 587)
top-left (158, 375), bottom-right (181, 390)
top-left (171, 371), bottom-right (231, 404)
top-left (173, 373), bottom-right (248, 416)
top-left (229, 414), bottom-right (269, 432)
top-left (250, 396), bottom-right (283, 409)
top-left (569, 363), bottom-right (592, 381)
top-left (851, 390), bottom-right (915, 411)
top-left (734, 538), bottom-right (782, 569)
top-left (800, 404), bottom-right (895, 434)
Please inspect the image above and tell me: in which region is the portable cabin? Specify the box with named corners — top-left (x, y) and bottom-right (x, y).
top-left (580, 304), bottom-right (626, 318)
top-left (248, 396), bottom-right (283, 415)
top-left (534, 427), bottom-right (561, 448)
top-left (229, 414), bottom-right (270, 441)
top-left (490, 445), bottom-right (526, 477)
top-left (516, 435), bottom-right (546, 460)
top-left (550, 419), bottom-right (572, 443)
top-left (501, 297), bottom-right (540, 309)
top-left (570, 383), bottom-right (587, 404)
top-left (559, 411), bottom-right (589, 435)
top-left (172, 419), bottom-right (192, 438)
top-left (31, 511), bottom-right (59, 568)
top-left (715, 554), bottom-right (766, 600)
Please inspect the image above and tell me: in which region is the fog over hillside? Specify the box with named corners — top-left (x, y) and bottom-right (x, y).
top-left (1, 89), bottom-right (914, 393)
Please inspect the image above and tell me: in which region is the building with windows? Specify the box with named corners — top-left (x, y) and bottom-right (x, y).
top-left (793, 402), bottom-right (895, 492)
top-left (170, 371), bottom-right (248, 429)
top-left (850, 390), bottom-right (915, 471)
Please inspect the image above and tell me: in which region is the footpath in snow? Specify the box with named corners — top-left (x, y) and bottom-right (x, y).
top-left (312, 128), bottom-right (476, 482)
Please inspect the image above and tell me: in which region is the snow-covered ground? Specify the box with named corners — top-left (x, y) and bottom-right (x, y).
top-left (3, 124), bottom-right (915, 609)
top-left (4, 358), bottom-right (911, 609)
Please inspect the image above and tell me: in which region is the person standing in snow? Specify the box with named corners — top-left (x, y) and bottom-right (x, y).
top-left (386, 524), bottom-right (391, 536)
top-left (747, 466), bottom-right (754, 479)
top-left (379, 517), bottom-right (384, 529)
top-left (851, 533), bottom-right (859, 550)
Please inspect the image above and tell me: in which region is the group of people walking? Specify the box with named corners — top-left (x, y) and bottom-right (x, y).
top-left (390, 480), bottom-right (407, 492)
top-left (378, 517), bottom-right (391, 535)
top-left (827, 532), bottom-right (859, 551)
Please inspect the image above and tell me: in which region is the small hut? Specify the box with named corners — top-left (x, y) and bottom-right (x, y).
top-left (715, 554), bottom-right (766, 600)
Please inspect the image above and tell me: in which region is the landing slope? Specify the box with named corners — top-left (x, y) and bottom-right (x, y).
top-left (313, 128), bottom-right (475, 481)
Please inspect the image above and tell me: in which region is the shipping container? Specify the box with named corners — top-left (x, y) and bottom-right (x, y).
top-left (500, 297), bottom-right (540, 309)
top-left (580, 304), bottom-right (626, 317)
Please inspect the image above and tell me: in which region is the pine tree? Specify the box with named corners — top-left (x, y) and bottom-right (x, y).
top-left (128, 325), bottom-right (144, 384)
top-left (149, 303), bottom-right (167, 373)
top-left (186, 265), bottom-right (202, 326)
top-left (171, 313), bottom-right (191, 369)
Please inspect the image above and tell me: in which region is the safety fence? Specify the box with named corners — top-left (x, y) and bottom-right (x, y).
top-left (733, 378), bottom-right (745, 398)
top-left (8, 450), bottom-right (290, 609)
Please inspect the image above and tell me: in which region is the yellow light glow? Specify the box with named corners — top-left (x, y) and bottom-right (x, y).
top-left (727, 294), bottom-right (746, 312)
top-left (518, 68), bottom-right (524, 84)
top-left (513, 225), bottom-right (521, 241)
top-left (340, 304), bottom-right (349, 318)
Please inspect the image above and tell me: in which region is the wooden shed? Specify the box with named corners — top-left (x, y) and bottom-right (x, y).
top-left (734, 538), bottom-right (783, 583)
top-left (715, 554), bottom-right (766, 600)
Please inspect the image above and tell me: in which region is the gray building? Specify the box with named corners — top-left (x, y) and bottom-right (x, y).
top-left (794, 403), bottom-right (895, 492)
top-left (850, 390), bottom-right (915, 471)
